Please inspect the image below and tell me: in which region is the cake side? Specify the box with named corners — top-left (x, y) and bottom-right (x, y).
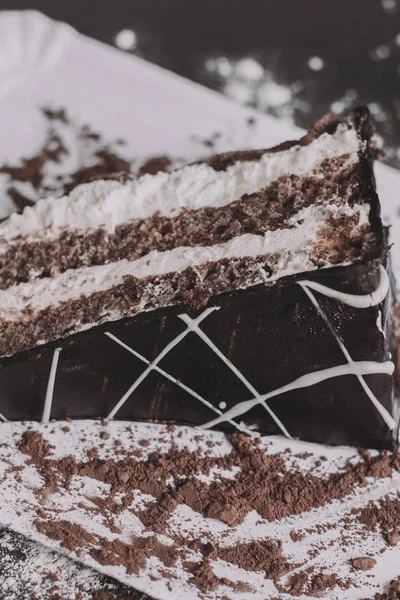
top-left (0, 254), bottom-right (395, 449)
top-left (0, 115), bottom-right (363, 247)
top-left (0, 154), bottom-right (363, 289)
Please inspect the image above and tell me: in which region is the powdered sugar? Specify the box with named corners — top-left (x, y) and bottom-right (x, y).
top-left (0, 528), bottom-right (124, 600)
top-left (205, 56), bottom-right (300, 122)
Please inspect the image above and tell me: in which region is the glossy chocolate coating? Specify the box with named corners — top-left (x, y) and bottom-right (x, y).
top-left (0, 258), bottom-right (396, 449)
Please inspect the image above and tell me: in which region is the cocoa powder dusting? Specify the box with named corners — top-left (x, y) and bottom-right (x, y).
top-left (356, 495), bottom-right (400, 542)
top-left (185, 558), bottom-right (220, 593)
top-left (217, 539), bottom-right (290, 580)
top-left (20, 429), bottom-right (400, 530)
top-left (283, 570), bottom-right (351, 597)
top-left (18, 430), bottom-right (53, 462)
top-left (19, 430), bottom-right (297, 594)
top-left (14, 426), bottom-right (400, 597)
top-left (35, 518), bottom-right (179, 576)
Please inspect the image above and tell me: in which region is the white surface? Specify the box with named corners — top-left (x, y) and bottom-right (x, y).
top-left (0, 9), bottom-right (400, 600)
top-left (0, 420), bottom-right (399, 600)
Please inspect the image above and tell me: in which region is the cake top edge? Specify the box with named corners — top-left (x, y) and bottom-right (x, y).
top-left (0, 107), bottom-right (374, 246)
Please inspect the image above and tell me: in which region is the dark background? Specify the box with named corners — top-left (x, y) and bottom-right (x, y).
top-left (1, 1), bottom-right (400, 164)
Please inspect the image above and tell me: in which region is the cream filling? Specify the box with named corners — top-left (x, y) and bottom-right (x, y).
top-left (0, 202), bottom-right (370, 322)
top-left (0, 124), bottom-right (360, 247)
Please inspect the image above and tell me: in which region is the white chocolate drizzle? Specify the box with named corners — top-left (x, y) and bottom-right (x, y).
top-left (298, 266), bottom-right (395, 430)
top-left (105, 328), bottom-right (254, 436)
top-left (297, 266), bottom-right (390, 309)
top-left (105, 308), bottom-right (219, 421)
top-left (41, 347), bottom-right (62, 424)
top-left (201, 266), bottom-right (395, 433)
top-left (104, 306), bottom-right (290, 438)
top-left (178, 312), bottom-right (291, 437)
top-left (200, 361), bottom-right (394, 430)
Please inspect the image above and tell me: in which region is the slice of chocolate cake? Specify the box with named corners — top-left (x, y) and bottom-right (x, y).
top-left (0, 107), bottom-right (396, 448)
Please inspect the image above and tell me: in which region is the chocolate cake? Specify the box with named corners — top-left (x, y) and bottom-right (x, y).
top-left (0, 107), bottom-right (396, 449)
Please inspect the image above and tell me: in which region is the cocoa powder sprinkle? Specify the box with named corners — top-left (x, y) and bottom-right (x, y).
top-left (7, 425), bottom-right (400, 598)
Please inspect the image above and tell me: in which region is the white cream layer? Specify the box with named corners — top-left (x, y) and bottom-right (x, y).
top-left (0, 124), bottom-right (360, 247)
top-left (0, 202), bottom-right (369, 322)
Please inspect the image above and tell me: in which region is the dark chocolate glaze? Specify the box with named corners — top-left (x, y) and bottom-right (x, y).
top-left (0, 257), bottom-right (396, 449)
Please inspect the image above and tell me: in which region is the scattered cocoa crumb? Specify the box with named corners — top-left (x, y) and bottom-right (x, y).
top-left (386, 531), bottom-right (400, 546)
top-left (186, 557), bottom-right (220, 593)
top-left (356, 495), bottom-right (400, 543)
top-left (283, 569), bottom-right (351, 596)
top-left (290, 530), bottom-right (305, 542)
top-left (365, 576), bottom-right (400, 599)
top-left (0, 106), bottom-right (175, 215)
top-left (191, 132), bottom-right (222, 149)
top-left (18, 430), bottom-right (53, 462)
top-left (352, 557), bottom-right (377, 571)
top-left (42, 107), bottom-right (69, 123)
top-left (206, 501), bottom-right (240, 526)
top-left (138, 156), bottom-right (171, 176)
top-left (295, 452), bottom-right (313, 459)
top-left (218, 539), bottom-right (289, 580)
top-left (138, 439), bottom-right (150, 448)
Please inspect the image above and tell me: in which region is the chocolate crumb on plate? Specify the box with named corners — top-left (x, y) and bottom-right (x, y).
top-left (0, 107), bottom-right (175, 215)
top-left (352, 557), bottom-right (377, 571)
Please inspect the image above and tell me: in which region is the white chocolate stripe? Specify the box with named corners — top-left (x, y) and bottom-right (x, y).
top-left (0, 203), bottom-right (369, 321)
top-left (299, 268), bottom-right (395, 430)
top-left (179, 313), bottom-right (292, 438)
top-left (41, 347), bottom-right (62, 424)
top-left (201, 266), bottom-right (394, 433)
top-left (104, 328), bottom-right (256, 436)
top-left (0, 123), bottom-right (359, 246)
top-left (105, 308), bottom-right (218, 421)
top-left (298, 266), bottom-right (390, 309)
top-left (199, 361), bottom-right (394, 430)
top-left (105, 307), bottom-right (289, 438)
